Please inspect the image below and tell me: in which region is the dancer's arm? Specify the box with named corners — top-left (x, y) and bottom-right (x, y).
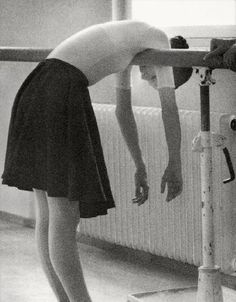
top-left (158, 87), bottom-right (183, 202)
top-left (115, 89), bottom-right (149, 206)
top-left (138, 25), bottom-right (183, 202)
top-left (140, 69), bottom-right (183, 201)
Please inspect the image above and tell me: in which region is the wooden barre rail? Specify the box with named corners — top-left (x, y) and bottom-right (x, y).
top-left (132, 49), bottom-right (226, 69)
top-left (0, 47), bottom-right (53, 63)
top-left (0, 47), bottom-right (228, 69)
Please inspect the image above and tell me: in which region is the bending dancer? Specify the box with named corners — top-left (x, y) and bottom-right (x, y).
top-left (2, 20), bottom-right (192, 302)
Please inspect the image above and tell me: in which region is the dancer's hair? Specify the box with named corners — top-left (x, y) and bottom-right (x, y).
top-left (170, 36), bottom-right (193, 89)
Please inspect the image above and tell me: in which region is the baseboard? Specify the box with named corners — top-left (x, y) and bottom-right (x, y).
top-left (1, 211), bottom-right (235, 290)
top-left (77, 232), bottom-right (198, 274)
top-left (0, 210), bottom-right (35, 228)
top-left (77, 233), bottom-right (236, 290)
top-left (78, 232), bottom-right (200, 275)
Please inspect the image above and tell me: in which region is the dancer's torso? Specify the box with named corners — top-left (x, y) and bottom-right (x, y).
top-left (47, 20), bottom-right (170, 86)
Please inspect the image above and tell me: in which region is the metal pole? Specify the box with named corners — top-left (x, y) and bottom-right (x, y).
top-left (200, 85), bottom-right (215, 268)
top-left (197, 74), bottom-right (223, 302)
top-left (112, 0), bottom-right (132, 20)
top-left (112, 0), bottom-right (132, 102)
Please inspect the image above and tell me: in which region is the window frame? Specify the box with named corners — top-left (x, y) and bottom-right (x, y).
top-left (132, 0), bottom-right (236, 47)
top-left (161, 25), bottom-right (236, 47)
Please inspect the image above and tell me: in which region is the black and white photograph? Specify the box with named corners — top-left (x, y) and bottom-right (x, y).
top-left (0, 0), bottom-right (236, 301)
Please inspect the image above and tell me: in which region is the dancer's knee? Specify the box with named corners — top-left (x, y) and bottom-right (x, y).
top-left (47, 197), bottom-right (80, 254)
top-left (47, 199), bottom-right (80, 274)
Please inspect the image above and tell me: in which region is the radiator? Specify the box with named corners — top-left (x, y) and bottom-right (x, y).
top-left (80, 103), bottom-right (236, 274)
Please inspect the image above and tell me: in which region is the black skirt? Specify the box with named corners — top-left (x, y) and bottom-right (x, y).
top-left (2, 58), bottom-right (115, 218)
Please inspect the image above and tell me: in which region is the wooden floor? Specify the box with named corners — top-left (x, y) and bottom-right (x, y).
top-left (0, 218), bottom-right (228, 302)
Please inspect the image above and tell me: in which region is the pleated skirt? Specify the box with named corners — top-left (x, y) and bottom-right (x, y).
top-left (2, 58), bottom-right (115, 218)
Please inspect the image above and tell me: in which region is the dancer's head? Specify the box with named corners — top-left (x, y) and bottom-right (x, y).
top-left (170, 36), bottom-right (193, 89)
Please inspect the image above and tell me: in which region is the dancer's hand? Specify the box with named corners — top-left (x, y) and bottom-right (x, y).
top-left (132, 166), bottom-right (149, 206)
top-left (161, 161), bottom-right (183, 202)
top-left (222, 44), bottom-right (236, 71)
top-left (139, 65), bottom-right (158, 89)
top-left (204, 38), bottom-right (236, 71)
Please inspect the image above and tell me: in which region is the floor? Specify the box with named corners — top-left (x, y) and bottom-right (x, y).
top-left (0, 219), bottom-right (233, 302)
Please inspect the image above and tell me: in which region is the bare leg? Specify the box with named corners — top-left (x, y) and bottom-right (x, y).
top-left (47, 195), bottom-right (92, 302)
top-left (34, 189), bottom-right (70, 302)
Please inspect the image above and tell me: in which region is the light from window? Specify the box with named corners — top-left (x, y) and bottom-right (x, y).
top-left (132, 0), bottom-right (236, 27)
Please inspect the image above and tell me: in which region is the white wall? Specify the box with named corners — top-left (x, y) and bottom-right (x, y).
top-left (1, 0), bottom-right (236, 219)
top-left (131, 66), bottom-right (236, 113)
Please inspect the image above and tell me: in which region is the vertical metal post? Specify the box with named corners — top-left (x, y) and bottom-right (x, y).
top-left (200, 85), bottom-right (215, 268)
top-left (112, 0), bottom-right (132, 20)
top-left (197, 73), bottom-right (223, 302)
top-left (112, 0), bottom-right (132, 102)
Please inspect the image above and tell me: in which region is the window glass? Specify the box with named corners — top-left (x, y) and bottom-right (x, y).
top-left (132, 0), bottom-right (236, 27)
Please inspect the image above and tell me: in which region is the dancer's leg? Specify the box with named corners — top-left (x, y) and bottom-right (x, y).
top-left (47, 195), bottom-right (92, 302)
top-left (34, 189), bottom-right (70, 302)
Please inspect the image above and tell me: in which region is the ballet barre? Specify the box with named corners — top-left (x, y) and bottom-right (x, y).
top-left (0, 46), bottom-right (229, 69)
top-left (0, 47), bottom-right (52, 62)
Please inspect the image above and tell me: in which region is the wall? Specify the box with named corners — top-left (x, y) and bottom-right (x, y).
top-left (132, 67), bottom-right (236, 114)
top-left (1, 0), bottom-right (236, 218)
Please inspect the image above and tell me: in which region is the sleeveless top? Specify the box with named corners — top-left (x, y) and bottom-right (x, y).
top-left (48, 20), bottom-right (175, 89)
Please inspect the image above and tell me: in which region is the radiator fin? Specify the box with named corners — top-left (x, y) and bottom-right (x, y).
top-left (79, 104), bottom-right (235, 273)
